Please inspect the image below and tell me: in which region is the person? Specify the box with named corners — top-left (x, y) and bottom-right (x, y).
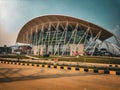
top-left (18, 57), bottom-right (20, 62)
top-left (17, 52), bottom-right (21, 62)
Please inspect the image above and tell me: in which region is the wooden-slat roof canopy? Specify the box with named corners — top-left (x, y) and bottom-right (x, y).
top-left (17, 15), bottom-right (113, 43)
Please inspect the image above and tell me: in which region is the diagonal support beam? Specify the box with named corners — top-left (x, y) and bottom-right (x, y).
top-left (62, 23), bottom-right (78, 55)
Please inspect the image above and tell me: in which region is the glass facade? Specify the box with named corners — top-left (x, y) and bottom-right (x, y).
top-left (29, 22), bottom-right (90, 55)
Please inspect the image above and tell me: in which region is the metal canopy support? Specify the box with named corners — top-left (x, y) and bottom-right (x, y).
top-left (43, 30), bottom-right (48, 45)
top-left (72, 24), bottom-right (78, 54)
top-left (33, 29), bottom-right (36, 46)
top-left (27, 31), bottom-right (30, 44)
top-left (41, 24), bottom-right (44, 46)
top-left (23, 33), bottom-right (25, 43)
top-left (37, 27), bottom-right (43, 55)
top-left (54, 25), bottom-right (66, 55)
top-left (62, 23), bottom-right (78, 56)
top-left (90, 30), bottom-right (93, 39)
top-left (36, 26), bottom-right (38, 46)
top-left (91, 31), bottom-right (101, 56)
top-left (30, 28), bottom-right (33, 54)
top-left (30, 28), bottom-right (32, 45)
top-left (105, 41), bottom-right (110, 53)
top-left (38, 29), bottom-right (42, 45)
top-left (40, 24), bottom-right (44, 55)
top-left (76, 27), bottom-right (90, 48)
top-left (64, 22), bottom-right (69, 45)
top-left (50, 24), bottom-right (57, 46)
top-left (53, 22), bottom-right (68, 55)
top-left (85, 31), bottom-right (101, 51)
top-left (25, 31), bottom-right (27, 43)
top-left (50, 22), bottom-right (60, 54)
top-left (114, 35), bottom-right (120, 47)
top-left (111, 44), bottom-right (116, 55)
top-left (76, 27), bottom-right (90, 54)
top-left (84, 28), bottom-right (90, 46)
top-left (55, 23), bottom-right (59, 46)
top-left (47, 23), bottom-right (52, 54)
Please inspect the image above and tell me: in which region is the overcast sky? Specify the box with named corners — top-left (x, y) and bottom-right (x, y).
top-left (0, 0), bottom-right (120, 46)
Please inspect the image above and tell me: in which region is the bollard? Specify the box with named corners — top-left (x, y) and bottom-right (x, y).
top-left (36, 64), bottom-right (40, 67)
top-left (94, 69), bottom-right (98, 73)
top-left (60, 66), bottom-right (64, 69)
top-left (27, 63), bottom-right (29, 66)
top-left (116, 71), bottom-right (120, 75)
top-left (112, 64), bottom-right (115, 67)
top-left (98, 70), bottom-right (104, 74)
top-left (34, 64), bottom-right (37, 67)
top-left (22, 63), bottom-right (25, 66)
top-left (7, 62), bottom-right (9, 64)
top-left (57, 66), bottom-right (60, 69)
top-left (54, 65), bottom-right (57, 68)
top-left (118, 65), bottom-right (120, 68)
top-left (29, 63), bottom-right (32, 66)
top-left (67, 67), bottom-right (71, 70)
top-left (48, 65), bottom-right (50, 68)
top-left (25, 63), bottom-right (28, 66)
top-left (42, 64), bottom-right (45, 67)
top-left (110, 71), bottom-right (116, 75)
top-left (80, 68), bottom-right (84, 72)
top-left (45, 65), bottom-right (48, 68)
top-left (50, 65), bottom-right (54, 68)
top-left (109, 64), bottom-right (112, 67)
top-left (115, 64), bottom-right (118, 67)
top-left (104, 70), bottom-right (109, 74)
top-left (32, 63), bottom-right (34, 66)
top-left (17, 62), bottom-right (20, 65)
top-left (16, 62), bottom-right (19, 65)
top-left (84, 68), bottom-right (88, 72)
top-left (11, 62), bottom-right (13, 64)
top-left (64, 66), bottom-right (68, 70)
top-left (88, 68), bottom-right (94, 73)
top-left (71, 67), bottom-right (75, 71)
top-left (39, 64), bottom-right (42, 67)
top-left (75, 67), bottom-right (80, 71)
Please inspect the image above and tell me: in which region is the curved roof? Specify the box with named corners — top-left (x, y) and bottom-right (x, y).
top-left (17, 15), bottom-right (113, 43)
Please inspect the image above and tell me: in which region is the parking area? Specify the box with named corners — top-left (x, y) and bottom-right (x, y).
top-left (0, 63), bottom-right (120, 90)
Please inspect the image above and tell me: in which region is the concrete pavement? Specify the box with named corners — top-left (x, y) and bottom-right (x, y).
top-left (0, 63), bottom-right (120, 90)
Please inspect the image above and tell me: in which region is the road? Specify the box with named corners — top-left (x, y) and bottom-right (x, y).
top-left (0, 63), bottom-right (120, 90)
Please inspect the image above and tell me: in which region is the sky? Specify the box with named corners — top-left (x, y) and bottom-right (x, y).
top-left (0, 0), bottom-right (120, 46)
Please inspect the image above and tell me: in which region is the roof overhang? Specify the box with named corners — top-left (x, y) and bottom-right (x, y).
top-left (17, 15), bottom-right (113, 43)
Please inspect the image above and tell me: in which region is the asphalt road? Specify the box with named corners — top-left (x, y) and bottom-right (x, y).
top-left (0, 63), bottom-right (120, 90)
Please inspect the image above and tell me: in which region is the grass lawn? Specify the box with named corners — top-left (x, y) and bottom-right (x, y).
top-left (33, 55), bottom-right (120, 64)
top-left (0, 54), bottom-right (120, 64)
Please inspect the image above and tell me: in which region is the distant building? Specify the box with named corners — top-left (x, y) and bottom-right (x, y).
top-left (0, 45), bottom-right (12, 54)
top-left (10, 44), bottom-right (32, 54)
